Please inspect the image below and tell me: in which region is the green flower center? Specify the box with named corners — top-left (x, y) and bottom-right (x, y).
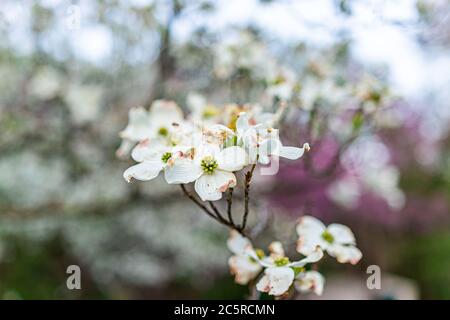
top-left (274, 257), bottom-right (290, 267)
top-left (158, 127), bottom-right (168, 136)
top-left (322, 230), bottom-right (334, 244)
top-left (161, 152), bottom-right (172, 163)
top-left (201, 156), bottom-right (218, 174)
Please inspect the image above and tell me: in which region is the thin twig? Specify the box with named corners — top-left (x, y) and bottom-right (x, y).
top-left (226, 188), bottom-right (235, 226)
top-left (181, 185), bottom-right (247, 236)
top-left (180, 184), bottom-right (221, 223)
top-left (209, 201), bottom-right (228, 223)
top-left (241, 163), bottom-right (257, 231)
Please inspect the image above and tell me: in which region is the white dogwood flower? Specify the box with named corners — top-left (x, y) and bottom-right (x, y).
top-left (164, 143), bottom-right (247, 201)
top-left (236, 112), bottom-right (310, 164)
top-left (248, 242), bottom-right (323, 296)
top-left (123, 140), bottom-right (173, 183)
top-left (227, 230), bottom-right (262, 285)
top-left (295, 271), bottom-right (325, 296)
top-left (296, 215), bottom-right (362, 265)
top-left (117, 100), bottom-right (184, 158)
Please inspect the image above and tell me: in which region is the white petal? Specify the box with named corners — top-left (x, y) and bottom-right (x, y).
top-left (228, 255), bottom-right (262, 285)
top-left (116, 139), bottom-right (135, 159)
top-left (295, 271), bottom-right (325, 296)
top-left (148, 100), bottom-right (183, 127)
top-left (227, 230), bottom-right (252, 255)
top-left (256, 267), bottom-right (295, 296)
top-left (268, 241), bottom-right (285, 259)
top-left (120, 107), bottom-right (153, 141)
top-left (288, 247), bottom-right (324, 267)
top-left (131, 139), bottom-right (166, 162)
top-left (123, 160), bottom-right (163, 182)
top-left (218, 146), bottom-right (247, 171)
top-left (164, 158), bottom-right (202, 184)
top-left (327, 244), bottom-right (362, 265)
top-left (296, 216), bottom-right (327, 256)
top-left (236, 112), bottom-right (250, 136)
top-left (327, 224), bottom-right (356, 245)
top-left (259, 139), bottom-right (280, 158)
top-left (194, 171), bottom-right (236, 201)
top-left (279, 146), bottom-right (305, 160)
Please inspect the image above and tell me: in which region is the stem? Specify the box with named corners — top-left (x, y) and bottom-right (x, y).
top-left (241, 163), bottom-right (257, 231)
top-left (209, 201), bottom-right (227, 223)
top-left (181, 185), bottom-right (247, 236)
top-left (226, 188), bottom-right (235, 226)
top-left (180, 184), bottom-right (221, 223)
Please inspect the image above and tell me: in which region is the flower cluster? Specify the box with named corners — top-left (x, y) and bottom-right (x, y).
top-left (227, 215), bottom-right (362, 297)
top-left (120, 99), bottom-right (310, 201)
top-left (119, 96), bottom-right (362, 298)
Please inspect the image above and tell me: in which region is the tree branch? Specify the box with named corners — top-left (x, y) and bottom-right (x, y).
top-left (241, 163), bottom-right (257, 231)
top-left (226, 188), bottom-right (235, 226)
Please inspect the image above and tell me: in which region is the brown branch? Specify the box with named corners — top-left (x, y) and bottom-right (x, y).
top-left (208, 201), bottom-right (228, 224)
top-left (180, 184), bottom-right (221, 224)
top-left (226, 188), bottom-right (235, 226)
top-left (241, 163), bottom-right (257, 231)
top-left (181, 185), bottom-right (247, 236)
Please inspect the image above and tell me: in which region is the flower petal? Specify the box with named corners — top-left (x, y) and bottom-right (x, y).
top-left (327, 244), bottom-right (362, 265)
top-left (296, 216), bottom-right (327, 256)
top-left (194, 171), bottom-right (236, 201)
top-left (256, 267), bottom-right (295, 296)
top-left (279, 146), bottom-right (305, 160)
top-left (123, 160), bottom-right (163, 182)
top-left (227, 230), bottom-right (252, 255)
top-left (131, 139), bottom-right (167, 162)
top-left (289, 247), bottom-right (323, 267)
top-left (268, 241), bottom-right (285, 259)
top-left (218, 146), bottom-right (247, 171)
top-left (327, 223), bottom-right (356, 245)
top-left (148, 100), bottom-right (184, 127)
top-left (236, 112), bottom-right (250, 136)
top-left (120, 107), bottom-right (153, 141)
top-left (295, 271), bottom-right (325, 296)
top-left (164, 158), bottom-right (202, 184)
top-left (228, 255), bottom-right (262, 285)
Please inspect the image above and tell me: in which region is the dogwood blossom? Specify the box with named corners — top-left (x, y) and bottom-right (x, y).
top-left (296, 215), bottom-right (362, 265)
top-left (250, 242), bottom-right (323, 296)
top-left (117, 100), bottom-right (184, 158)
top-left (227, 230), bottom-right (262, 285)
top-left (236, 112), bottom-right (310, 165)
top-left (226, 230), bottom-right (326, 296)
top-left (294, 270), bottom-right (325, 296)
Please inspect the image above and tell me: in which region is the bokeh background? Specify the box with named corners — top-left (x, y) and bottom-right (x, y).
top-left (0, 0), bottom-right (449, 299)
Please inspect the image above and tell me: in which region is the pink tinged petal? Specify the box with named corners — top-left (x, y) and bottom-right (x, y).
top-left (218, 146), bottom-right (247, 171)
top-left (227, 230), bottom-right (253, 255)
top-left (116, 139), bottom-right (135, 159)
top-left (194, 171), bottom-right (236, 201)
top-left (295, 271), bottom-right (325, 296)
top-left (164, 158), bottom-right (202, 184)
top-left (123, 160), bottom-right (163, 182)
top-left (256, 267), bottom-right (295, 296)
top-left (327, 223), bottom-right (356, 245)
top-left (268, 241), bottom-right (285, 259)
top-left (288, 247), bottom-right (324, 267)
top-left (228, 255), bottom-right (262, 285)
top-left (131, 139), bottom-right (166, 162)
top-left (327, 244), bottom-right (362, 265)
top-left (296, 216), bottom-right (327, 256)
